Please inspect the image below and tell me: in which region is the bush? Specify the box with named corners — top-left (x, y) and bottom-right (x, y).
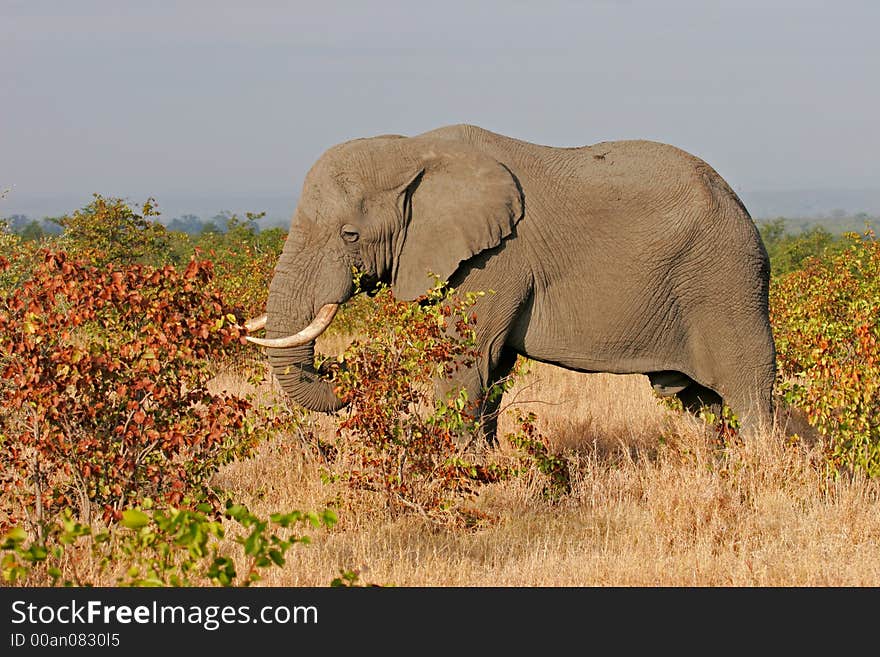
top-left (760, 218), bottom-right (844, 277)
top-left (0, 249), bottom-right (278, 530)
top-left (771, 230), bottom-right (880, 475)
top-left (1, 501), bottom-right (337, 587)
top-left (323, 284), bottom-right (569, 525)
top-left (52, 194), bottom-right (172, 267)
top-left (1, 234), bottom-right (339, 588)
top-left (0, 226), bottom-right (36, 295)
top-left (192, 213), bottom-right (286, 319)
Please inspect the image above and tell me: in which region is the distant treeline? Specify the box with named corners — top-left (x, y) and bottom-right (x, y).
top-left (759, 215), bottom-right (878, 276)
top-left (2, 201), bottom-right (878, 279)
top-left (768, 211), bottom-right (879, 236)
top-left (0, 210), bottom-right (279, 241)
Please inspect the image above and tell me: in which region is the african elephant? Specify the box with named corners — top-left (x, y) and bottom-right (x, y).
top-left (246, 124), bottom-right (776, 440)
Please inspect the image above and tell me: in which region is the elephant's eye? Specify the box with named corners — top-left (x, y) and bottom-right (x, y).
top-left (341, 224), bottom-right (360, 243)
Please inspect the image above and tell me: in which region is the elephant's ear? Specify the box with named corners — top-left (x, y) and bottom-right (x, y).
top-left (391, 145), bottom-right (524, 301)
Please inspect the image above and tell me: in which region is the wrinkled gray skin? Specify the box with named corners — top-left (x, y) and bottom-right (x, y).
top-left (262, 124), bottom-right (776, 441)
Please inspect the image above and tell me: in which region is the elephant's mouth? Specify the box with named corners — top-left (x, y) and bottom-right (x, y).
top-left (245, 303), bottom-right (339, 348)
top-left (357, 272), bottom-right (384, 296)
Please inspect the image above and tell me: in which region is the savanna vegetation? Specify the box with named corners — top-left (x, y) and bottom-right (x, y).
top-left (2, 195), bottom-right (879, 586)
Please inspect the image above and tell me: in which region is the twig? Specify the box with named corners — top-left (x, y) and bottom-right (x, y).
top-left (392, 492), bottom-right (434, 522)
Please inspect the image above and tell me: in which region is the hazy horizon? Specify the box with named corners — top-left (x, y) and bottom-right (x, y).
top-left (2, 1), bottom-right (878, 222)
top-left (4, 186), bottom-right (880, 228)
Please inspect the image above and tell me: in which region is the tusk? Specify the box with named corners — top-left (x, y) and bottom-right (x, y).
top-left (243, 313), bottom-right (267, 332)
top-left (246, 304), bottom-right (339, 348)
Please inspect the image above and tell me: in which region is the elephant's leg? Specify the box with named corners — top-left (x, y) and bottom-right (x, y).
top-left (432, 364), bottom-right (485, 448)
top-left (438, 258), bottom-right (533, 446)
top-left (477, 346), bottom-right (520, 445)
top-left (714, 325), bottom-right (776, 438)
top-left (717, 370), bottom-right (776, 438)
top-left (680, 318), bottom-right (776, 439)
top-left (675, 382), bottom-right (723, 418)
top-left (433, 348), bottom-right (518, 448)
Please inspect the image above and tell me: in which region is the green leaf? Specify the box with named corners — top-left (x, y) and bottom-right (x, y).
top-left (25, 544), bottom-right (48, 562)
top-left (225, 504), bottom-right (248, 521)
top-left (2, 527), bottom-right (28, 545)
top-left (268, 549), bottom-right (285, 566)
top-left (243, 530), bottom-right (262, 556)
top-left (121, 509), bottom-right (151, 529)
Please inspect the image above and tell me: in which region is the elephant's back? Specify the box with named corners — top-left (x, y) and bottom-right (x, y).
top-left (492, 132), bottom-right (765, 294)
top-left (422, 124), bottom-right (762, 264)
top-left (531, 138), bottom-right (745, 226)
top-left (428, 125), bottom-right (750, 227)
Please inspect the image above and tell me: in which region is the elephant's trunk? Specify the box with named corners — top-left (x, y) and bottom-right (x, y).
top-left (266, 341), bottom-right (345, 412)
top-left (262, 271), bottom-right (345, 413)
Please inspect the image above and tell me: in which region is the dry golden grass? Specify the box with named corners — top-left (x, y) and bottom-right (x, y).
top-left (10, 330), bottom-right (879, 588)
top-left (206, 353), bottom-right (880, 587)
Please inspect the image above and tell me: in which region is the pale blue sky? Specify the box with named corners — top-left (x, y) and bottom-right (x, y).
top-left (1, 1), bottom-right (878, 220)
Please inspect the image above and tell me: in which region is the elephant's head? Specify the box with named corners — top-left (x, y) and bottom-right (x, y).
top-left (247, 131), bottom-right (524, 412)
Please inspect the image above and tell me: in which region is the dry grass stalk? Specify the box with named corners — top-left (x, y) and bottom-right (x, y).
top-left (204, 358), bottom-right (880, 587)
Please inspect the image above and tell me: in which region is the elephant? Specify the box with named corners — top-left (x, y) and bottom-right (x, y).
top-left (246, 124), bottom-right (776, 442)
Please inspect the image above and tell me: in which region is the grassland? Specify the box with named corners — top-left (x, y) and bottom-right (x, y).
top-left (6, 322), bottom-right (880, 588)
top-left (203, 333), bottom-right (880, 587)
top-left (5, 201), bottom-right (880, 588)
